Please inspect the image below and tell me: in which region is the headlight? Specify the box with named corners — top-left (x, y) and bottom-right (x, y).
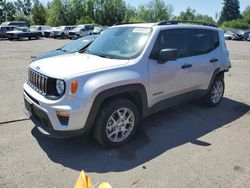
top-left (56, 79), bottom-right (65, 95)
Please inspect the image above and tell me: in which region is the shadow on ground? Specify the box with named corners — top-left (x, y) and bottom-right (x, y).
top-left (32, 97), bottom-right (249, 172)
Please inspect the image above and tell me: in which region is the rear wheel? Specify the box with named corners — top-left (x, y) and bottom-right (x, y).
top-left (203, 76), bottom-right (224, 107)
top-left (94, 98), bottom-right (139, 147)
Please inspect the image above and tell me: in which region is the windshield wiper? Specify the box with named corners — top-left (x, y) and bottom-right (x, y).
top-left (82, 50), bottom-right (114, 59)
top-left (94, 53), bottom-right (114, 59)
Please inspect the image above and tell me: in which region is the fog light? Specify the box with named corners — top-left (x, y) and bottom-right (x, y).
top-left (56, 111), bottom-right (69, 125)
top-left (56, 110), bottom-right (69, 117)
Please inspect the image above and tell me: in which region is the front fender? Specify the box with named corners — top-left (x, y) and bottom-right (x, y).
top-left (82, 70), bottom-right (149, 103)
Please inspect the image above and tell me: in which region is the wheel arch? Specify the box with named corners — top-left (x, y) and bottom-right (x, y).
top-left (207, 68), bottom-right (226, 91)
top-left (83, 84), bottom-right (148, 136)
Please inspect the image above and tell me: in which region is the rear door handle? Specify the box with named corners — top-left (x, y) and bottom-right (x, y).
top-left (181, 64), bottom-right (192, 69)
top-left (210, 58), bottom-right (218, 63)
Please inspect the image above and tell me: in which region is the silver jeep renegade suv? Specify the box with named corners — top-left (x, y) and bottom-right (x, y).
top-left (23, 21), bottom-right (231, 147)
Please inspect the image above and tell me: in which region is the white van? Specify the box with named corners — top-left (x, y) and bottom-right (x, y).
top-left (30, 25), bottom-right (52, 36)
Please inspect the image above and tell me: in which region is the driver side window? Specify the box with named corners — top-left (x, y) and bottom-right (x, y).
top-left (151, 29), bottom-right (189, 59)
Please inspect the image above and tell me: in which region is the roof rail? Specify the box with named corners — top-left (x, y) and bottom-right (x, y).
top-left (113, 22), bottom-right (145, 26)
top-left (157, 20), bottom-right (217, 28)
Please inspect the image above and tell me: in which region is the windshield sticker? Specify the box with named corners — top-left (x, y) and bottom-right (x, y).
top-left (132, 28), bottom-right (151, 33)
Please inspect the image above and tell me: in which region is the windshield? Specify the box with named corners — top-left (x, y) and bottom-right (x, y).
top-left (87, 27), bottom-right (152, 59)
top-left (58, 26), bottom-right (65, 30)
top-left (30, 26), bottom-right (38, 30)
top-left (14, 27), bottom-right (27, 32)
top-left (61, 35), bottom-right (97, 52)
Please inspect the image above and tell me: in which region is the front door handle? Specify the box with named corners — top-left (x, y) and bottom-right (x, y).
top-left (181, 64), bottom-right (192, 69)
top-left (210, 58), bottom-right (218, 63)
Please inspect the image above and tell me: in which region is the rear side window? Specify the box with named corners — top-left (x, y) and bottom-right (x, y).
top-left (151, 29), bottom-right (189, 58)
top-left (191, 29), bottom-right (211, 56)
top-left (190, 29), bottom-right (219, 56)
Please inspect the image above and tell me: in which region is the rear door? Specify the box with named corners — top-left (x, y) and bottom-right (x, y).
top-left (189, 29), bottom-right (220, 90)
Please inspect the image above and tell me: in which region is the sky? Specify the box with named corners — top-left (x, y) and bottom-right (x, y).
top-left (40, 0), bottom-right (250, 20)
top-left (125, 0), bottom-right (250, 19)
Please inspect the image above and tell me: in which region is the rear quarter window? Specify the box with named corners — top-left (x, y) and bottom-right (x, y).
top-left (211, 30), bottom-right (220, 49)
top-left (190, 29), bottom-right (220, 56)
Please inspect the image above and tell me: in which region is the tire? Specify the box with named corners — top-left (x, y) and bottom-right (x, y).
top-left (28, 37), bottom-right (31, 40)
top-left (94, 98), bottom-right (140, 147)
top-left (61, 33), bottom-right (65, 39)
top-left (36, 36), bottom-right (40, 40)
top-left (203, 76), bottom-right (224, 107)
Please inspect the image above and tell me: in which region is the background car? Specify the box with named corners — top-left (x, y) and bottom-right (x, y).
top-left (93, 26), bottom-right (104, 34)
top-left (0, 26), bottom-right (16, 38)
top-left (30, 25), bottom-right (52, 36)
top-left (224, 30), bottom-right (241, 40)
top-left (1, 21), bottom-right (28, 27)
top-left (242, 31), bottom-right (250, 41)
top-left (6, 27), bottom-right (41, 40)
top-left (44, 27), bottom-right (57, 38)
top-left (67, 24), bottom-right (94, 39)
top-left (52, 26), bottom-right (75, 39)
top-left (33, 35), bottom-right (98, 61)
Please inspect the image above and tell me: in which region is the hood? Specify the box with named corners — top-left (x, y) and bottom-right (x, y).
top-left (30, 53), bottom-right (129, 79)
top-left (70, 28), bottom-right (80, 33)
top-left (7, 30), bottom-right (22, 34)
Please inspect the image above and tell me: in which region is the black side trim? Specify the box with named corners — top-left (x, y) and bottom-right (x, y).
top-left (147, 90), bottom-right (207, 116)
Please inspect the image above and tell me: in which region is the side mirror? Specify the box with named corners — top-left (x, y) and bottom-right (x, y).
top-left (158, 48), bottom-right (178, 64)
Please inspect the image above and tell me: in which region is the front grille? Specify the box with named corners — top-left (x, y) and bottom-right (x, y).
top-left (27, 69), bottom-right (48, 95)
top-left (68, 32), bottom-right (75, 35)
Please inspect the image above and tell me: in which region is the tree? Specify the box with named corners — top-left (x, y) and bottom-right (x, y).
top-left (174, 7), bottom-right (196, 21)
top-left (83, 0), bottom-right (126, 25)
top-left (32, 0), bottom-right (47, 25)
top-left (243, 6), bottom-right (250, 24)
top-left (218, 0), bottom-right (241, 24)
top-left (174, 7), bottom-right (215, 24)
top-left (14, 12), bottom-right (32, 25)
top-left (68, 0), bottom-right (84, 24)
top-left (0, 0), bottom-right (16, 22)
top-left (123, 4), bottom-right (137, 23)
top-left (137, 0), bottom-right (172, 22)
top-left (0, 0), bottom-right (4, 22)
top-left (47, 0), bottom-right (69, 26)
top-left (76, 16), bottom-right (94, 24)
top-left (14, 0), bottom-right (32, 16)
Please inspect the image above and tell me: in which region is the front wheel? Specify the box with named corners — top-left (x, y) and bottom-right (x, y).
top-left (203, 76), bottom-right (225, 107)
top-left (94, 98), bottom-right (139, 147)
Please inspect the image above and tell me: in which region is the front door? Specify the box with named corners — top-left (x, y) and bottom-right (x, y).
top-left (148, 29), bottom-right (194, 107)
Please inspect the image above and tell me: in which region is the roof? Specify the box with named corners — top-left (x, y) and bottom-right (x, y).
top-left (113, 20), bottom-right (218, 30)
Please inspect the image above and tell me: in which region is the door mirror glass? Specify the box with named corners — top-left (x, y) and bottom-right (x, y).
top-left (157, 48), bottom-right (178, 64)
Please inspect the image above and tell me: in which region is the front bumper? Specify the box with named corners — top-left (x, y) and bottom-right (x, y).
top-left (23, 82), bottom-right (92, 138)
